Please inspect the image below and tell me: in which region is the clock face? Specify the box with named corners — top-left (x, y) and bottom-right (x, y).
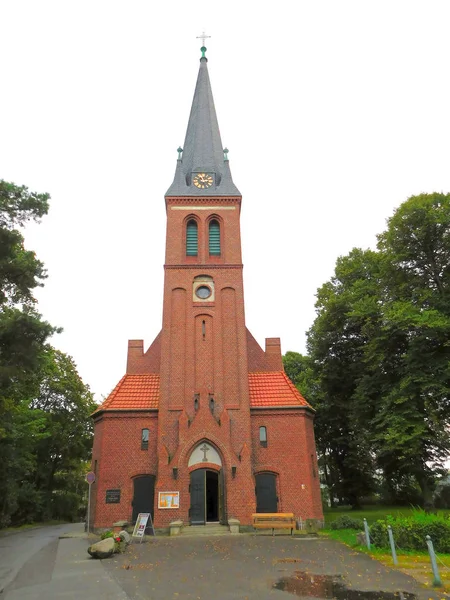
top-left (195, 285), bottom-right (212, 300)
top-left (193, 173), bottom-right (213, 189)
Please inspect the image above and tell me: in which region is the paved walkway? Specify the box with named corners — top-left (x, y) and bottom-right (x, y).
top-left (103, 534), bottom-right (449, 600)
top-left (2, 525), bottom-right (449, 599)
top-left (1, 523), bottom-right (127, 600)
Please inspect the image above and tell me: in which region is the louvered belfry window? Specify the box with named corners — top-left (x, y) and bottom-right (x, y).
top-left (186, 219), bottom-right (198, 256)
top-left (209, 219), bottom-right (221, 255)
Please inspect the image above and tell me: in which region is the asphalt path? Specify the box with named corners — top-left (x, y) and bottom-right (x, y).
top-left (103, 535), bottom-right (450, 600)
top-left (0, 523), bottom-right (70, 593)
top-left (0, 523), bottom-right (127, 599)
top-left (1, 525), bottom-right (449, 599)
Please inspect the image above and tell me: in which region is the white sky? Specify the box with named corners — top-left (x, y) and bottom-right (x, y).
top-left (1, 0), bottom-right (449, 402)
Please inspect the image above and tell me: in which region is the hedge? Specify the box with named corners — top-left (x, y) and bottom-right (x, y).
top-left (329, 515), bottom-right (364, 530)
top-left (370, 513), bottom-right (450, 553)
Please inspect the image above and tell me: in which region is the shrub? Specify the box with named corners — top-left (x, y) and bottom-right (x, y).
top-left (370, 511), bottom-right (450, 553)
top-left (100, 530), bottom-right (127, 552)
top-left (113, 534), bottom-right (126, 553)
top-left (329, 515), bottom-right (364, 530)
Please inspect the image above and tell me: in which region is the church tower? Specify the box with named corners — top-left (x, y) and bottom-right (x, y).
top-left (90, 46), bottom-right (323, 530)
top-left (157, 46), bottom-right (253, 526)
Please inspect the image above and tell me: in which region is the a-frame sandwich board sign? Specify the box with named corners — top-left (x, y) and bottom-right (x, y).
top-left (131, 513), bottom-right (155, 542)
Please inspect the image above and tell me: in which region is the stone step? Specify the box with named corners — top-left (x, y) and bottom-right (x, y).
top-left (182, 524), bottom-right (229, 536)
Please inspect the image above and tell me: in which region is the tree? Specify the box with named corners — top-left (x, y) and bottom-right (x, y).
top-left (0, 180), bottom-right (55, 410)
top-left (306, 249), bottom-right (382, 507)
top-left (302, 193), bottom-right (450, 507)
top-left (30, 349), bottom-right (96, 520)
top-left (0, 180), bottom-right (57, 526)
top-left (371, 193), bottom-right (450, 501)
top-left (0, 180), bottom-right (94, 526)
top-left (283, 351), bottom-right (315, 398)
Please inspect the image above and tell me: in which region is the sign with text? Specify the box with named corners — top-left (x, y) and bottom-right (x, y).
top-left (158, 491), bottom-right (180, 509)
top-left (132, 513), bottom-right (150, 540)
top-left (105, 489), bottom-right (121, 504)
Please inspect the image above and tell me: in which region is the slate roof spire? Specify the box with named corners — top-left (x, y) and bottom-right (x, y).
top-left (165, 47), bottom-right (241, 197)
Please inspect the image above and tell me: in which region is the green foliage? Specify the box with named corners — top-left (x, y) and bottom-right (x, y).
top-left (0, 180), bottom-right (94, 528)
top-left (100, 530), bottom-right (126, 553)
top-left (283, 352), bottom-right (314, 396)
top-left (298, 193), bottom-right (450, 508)
top-left (329, 515), bottom-right (364, 530)
top-left (0, 180), bottom-right (49, 228)
top-left (370, 511), bottom-right (450, 553)
top-left (114, 539), bottom-right (127, 553)
top-left (324, 504), bottom-right (450, 525)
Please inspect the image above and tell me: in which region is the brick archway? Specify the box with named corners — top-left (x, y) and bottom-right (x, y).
top-left (177, 433), bottom-right (232, 471)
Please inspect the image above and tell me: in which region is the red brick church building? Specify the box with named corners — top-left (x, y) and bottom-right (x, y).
top-left (90, 47), bottom-right (323, 530)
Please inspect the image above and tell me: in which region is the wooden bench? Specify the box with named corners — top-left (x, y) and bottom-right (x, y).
top-left (252, 513), bottom-right (296, 536)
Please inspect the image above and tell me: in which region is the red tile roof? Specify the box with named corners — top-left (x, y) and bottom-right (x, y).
top-left (94, 374), bottom-right (160, 413)
top-left (248, 371), bottom-right (311, 408)
top-left (93, 371), bottom-right (310, 413)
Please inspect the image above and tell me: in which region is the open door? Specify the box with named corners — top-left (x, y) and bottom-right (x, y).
top-left (218, 468), bottom-right (226, 524)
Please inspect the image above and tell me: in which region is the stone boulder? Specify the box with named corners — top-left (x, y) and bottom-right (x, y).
top-left (356, 531), bottom-right (366, 546)
top-left (88, 537), bottom-right (115, 559)
top-left (119, 530), bottom-right (131, 544)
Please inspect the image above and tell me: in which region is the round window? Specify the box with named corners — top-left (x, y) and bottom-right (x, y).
top-left (195, 285), bottom-right (212, 300)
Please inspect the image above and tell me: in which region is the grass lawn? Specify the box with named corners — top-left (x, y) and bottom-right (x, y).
top-left (321, 508), bottom-right (450, 593)
top-left (323, 504), bottom-right (450, 525)
top-left (322, 529), bottom-right (450, 592)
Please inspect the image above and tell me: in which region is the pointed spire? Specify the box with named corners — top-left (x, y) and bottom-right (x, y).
top-left (165, 50), bottom-right (241, 197)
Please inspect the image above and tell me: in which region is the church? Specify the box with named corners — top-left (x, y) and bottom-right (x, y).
top-left (90, 45), bottom-right (323, 531)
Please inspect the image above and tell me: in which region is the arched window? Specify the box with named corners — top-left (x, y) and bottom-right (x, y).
top-left (141, 428), bottom-right (149, 450)
top-left (259, 426), bottom-right (267, 447)
top-left (186, 220), bottom-right (198, 256)
top-left (209, 219), bottom-right (221, 256)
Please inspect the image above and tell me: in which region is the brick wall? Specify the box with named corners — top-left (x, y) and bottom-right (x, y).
top-left (126, 333), bottom-right (161, 374)
top-left (251, 409), bottom-right (323, 520)
top-left (92, 411), bottom-right (158, 528)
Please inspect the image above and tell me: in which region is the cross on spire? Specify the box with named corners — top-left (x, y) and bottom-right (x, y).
top-left (196, 31), bottom-right (211, 46)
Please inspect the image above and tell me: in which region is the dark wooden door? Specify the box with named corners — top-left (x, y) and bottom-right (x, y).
top-left (132, 475), bottom-right (155, 523)
top-left (255, 473), bottom-right (278, 513)
top-left (190, 469), bottom-right (206, 525)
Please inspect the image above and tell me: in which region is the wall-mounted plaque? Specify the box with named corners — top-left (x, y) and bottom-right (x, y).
top-left (105, 489), bottom-right (121, 503)
top-left (158, 491), bottom-right (180, 509)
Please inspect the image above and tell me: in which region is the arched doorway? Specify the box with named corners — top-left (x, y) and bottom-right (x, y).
top-left (190, 469), bottom-right (221, 525)
top-left (255, 473), bottom-right (278, 513)
top-left (132, 475), bottom-right (155, 523)
top-left (188, 441), bottom-right (225, 525)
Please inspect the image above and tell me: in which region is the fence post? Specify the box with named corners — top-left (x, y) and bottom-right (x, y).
top-left (363, 518), bottom-right (370, 550)
top-left (387, 525), bottom-right (398, 565)
top-left (425, 535), bottom-right (443, 587)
